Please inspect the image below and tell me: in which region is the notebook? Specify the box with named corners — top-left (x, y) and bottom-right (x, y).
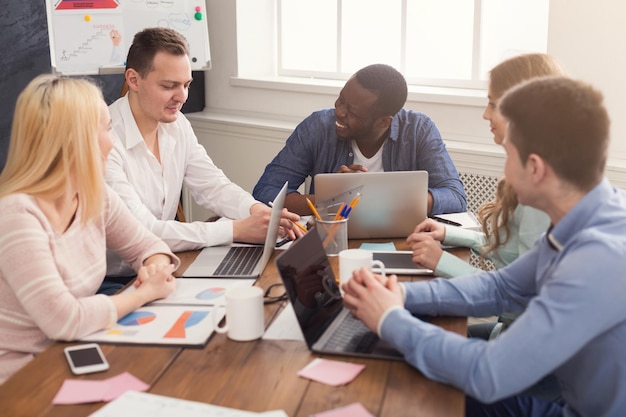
top-left (314, 171), bottom-right (428, 239)
top-left (182, 182), bottom-right (288, 278)
top-left (274, 230), bottom-right (404, 360)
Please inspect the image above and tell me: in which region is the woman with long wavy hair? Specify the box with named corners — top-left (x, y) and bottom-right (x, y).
top-left (407, 53), bottom-right (565, 334)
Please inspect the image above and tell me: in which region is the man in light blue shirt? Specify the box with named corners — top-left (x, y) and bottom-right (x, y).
top-left (343, 76), bottom-right (626, 417)
top-left (252, 64), bottom-right (466, 216)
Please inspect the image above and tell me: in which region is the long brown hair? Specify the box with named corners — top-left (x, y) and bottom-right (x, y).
top-left (478, 54), bottom-right (565, 256)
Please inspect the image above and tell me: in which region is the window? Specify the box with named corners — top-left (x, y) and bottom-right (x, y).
top-left (278, 0), bottom-right (549, 89)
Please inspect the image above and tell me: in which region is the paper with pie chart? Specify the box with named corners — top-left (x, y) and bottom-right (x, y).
top-left (79, 279), bottom-right (255, 346)
top-left (124, 278), bottom-right (255, 306)
top-left (80, 305), bottom-right (220, 346)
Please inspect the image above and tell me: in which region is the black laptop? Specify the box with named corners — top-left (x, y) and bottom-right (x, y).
top-left (275, 230), bottom-right (404, 360)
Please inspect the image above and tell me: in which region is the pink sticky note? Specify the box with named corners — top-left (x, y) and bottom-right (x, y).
top-left (313, 402), bottom-right (375, 417)
top-left (298, 358), bottom-right (365, 386)
top-left (101, 372), bottom-right (150, 401)
top-left (52, 372), bottom-right (149, 405)
top-left (52, 379), bottom-right (110, 405)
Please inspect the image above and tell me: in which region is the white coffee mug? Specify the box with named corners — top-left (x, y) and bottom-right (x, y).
top-left (338, 249), bottom-right (386, 294)
top-left (213, 286), bottom-right (264, 341)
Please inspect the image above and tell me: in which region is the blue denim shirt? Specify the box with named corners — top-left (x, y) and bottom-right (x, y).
top-left (253, 109), bottom-right (467, 214)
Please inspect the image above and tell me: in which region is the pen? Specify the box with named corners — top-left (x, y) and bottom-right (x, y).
top-left (347, 192), bottom-right (361, 209)
top-left (430, 215), bottom-right (462, 227)
top-left (342, 192), bottom-right (361, 219)
top-left (333, 202), bottom-right (346, 220)
top-left (276, 238), bottom-right (291, 247)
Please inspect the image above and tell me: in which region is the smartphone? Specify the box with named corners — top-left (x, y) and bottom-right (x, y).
top-left (63, 343), bottom-right (109, 375)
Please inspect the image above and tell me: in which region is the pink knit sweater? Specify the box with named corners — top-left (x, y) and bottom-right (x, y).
top-left (0, 186), bottom-right (179, 383)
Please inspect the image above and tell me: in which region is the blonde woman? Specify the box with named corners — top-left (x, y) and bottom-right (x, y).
top-left (407, 54), bottom-right (565, 333)
top-left (0, 75), bottom-right (179, 383)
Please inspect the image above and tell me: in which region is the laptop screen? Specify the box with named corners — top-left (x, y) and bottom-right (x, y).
top-left (275, 231), bottom-right (344, 346)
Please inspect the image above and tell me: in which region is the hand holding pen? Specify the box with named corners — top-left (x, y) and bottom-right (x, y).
top-left (269, 201), bottom-right (308, 235)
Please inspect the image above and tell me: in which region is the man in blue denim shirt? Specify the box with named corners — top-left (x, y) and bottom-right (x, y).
top-left (252, 64), bottom-right (467, 216)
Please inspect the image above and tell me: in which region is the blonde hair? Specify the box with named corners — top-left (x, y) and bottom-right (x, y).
top-left (0, 74), bottom-right (106, 224)
top-left (478, 54), bottom-right (565, 256)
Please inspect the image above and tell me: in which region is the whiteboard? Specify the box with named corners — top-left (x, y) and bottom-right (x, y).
top-left (45, 0), bottom-right (211, 75)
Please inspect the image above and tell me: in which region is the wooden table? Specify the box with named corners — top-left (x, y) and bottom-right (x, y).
top-left (0, 240), bottom-right (468, 417)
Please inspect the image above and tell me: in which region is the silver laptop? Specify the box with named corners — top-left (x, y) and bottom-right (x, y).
top-left (182, 182), bottom-right (287, 278)
top-left (275, 230), bottom-right (405, 360)
top-left (314, 171), bottom-right (428, 239)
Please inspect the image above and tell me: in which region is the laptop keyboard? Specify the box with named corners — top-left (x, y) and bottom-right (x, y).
top-left (323, 312), bottom-right (379, 353)
top-left (214, 246), bottom-right (264, 276)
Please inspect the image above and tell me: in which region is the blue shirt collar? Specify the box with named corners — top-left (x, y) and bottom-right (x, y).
top-left (548, 178), bottom-right (613, 251)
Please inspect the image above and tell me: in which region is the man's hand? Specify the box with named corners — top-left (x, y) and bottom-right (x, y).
top-left (342, 267), bottom-right (404, 332)
top-left (233, 203), bottom-right (304, 243)
top-left (337, 164), bottom-right (368, 173)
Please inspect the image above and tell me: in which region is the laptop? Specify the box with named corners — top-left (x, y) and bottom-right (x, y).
top-left (182, 182), bottom-right (288, 278)
top-left (275, 230), bottom-right (404, 360)
top-left (314, 171), bottom-right (428, 239)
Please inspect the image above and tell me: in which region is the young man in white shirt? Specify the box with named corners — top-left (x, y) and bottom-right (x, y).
top-left (102, 27), bottom-right (302, 293)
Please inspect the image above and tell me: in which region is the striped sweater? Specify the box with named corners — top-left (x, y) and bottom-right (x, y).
top-left (0, 186), bottom-right (178, 383)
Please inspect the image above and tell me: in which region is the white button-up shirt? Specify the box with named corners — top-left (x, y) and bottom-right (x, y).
top-left (105, 95), bottom-right (258, 275)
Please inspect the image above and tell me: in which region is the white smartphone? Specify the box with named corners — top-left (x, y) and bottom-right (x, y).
top-left (63, 343), bottom-right (109, 375)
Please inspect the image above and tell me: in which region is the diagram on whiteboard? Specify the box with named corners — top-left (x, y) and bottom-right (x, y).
top-left (46, 0), bottom-right (211, 74)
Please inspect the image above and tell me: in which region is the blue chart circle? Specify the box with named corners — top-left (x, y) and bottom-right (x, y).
top-left (118, 311), bottom-right (156, 326)
top-left (196, 287), bottom-right (225, 300)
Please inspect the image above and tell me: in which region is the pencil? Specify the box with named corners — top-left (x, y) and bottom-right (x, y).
top-left (293, 219), bottom-right (308, 233)
top-left (306, 197), bottom-right (323, 221)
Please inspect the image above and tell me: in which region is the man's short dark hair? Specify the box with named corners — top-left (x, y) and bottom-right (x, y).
top-left (354, 64), bottom-right (408, 118)
top-left (499, 76), bottom-right (610, 191)
top-left (125, 27), bottom-right (190, 78)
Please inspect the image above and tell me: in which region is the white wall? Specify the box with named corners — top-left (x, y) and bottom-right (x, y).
top-left (185, 0), bottom-right (626, 220)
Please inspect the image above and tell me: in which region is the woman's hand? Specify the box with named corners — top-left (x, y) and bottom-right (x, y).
top-left (406, 233), bottom-right (444, 271)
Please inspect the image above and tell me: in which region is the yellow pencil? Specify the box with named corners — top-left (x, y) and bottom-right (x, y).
top-left (293, 219), bottom-right (308, 233)
top-left (306, 197), bottom-right (323, 221)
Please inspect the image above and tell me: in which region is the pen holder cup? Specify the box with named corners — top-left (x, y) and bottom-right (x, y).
top-left (315, 215), bottom-right (348, 256)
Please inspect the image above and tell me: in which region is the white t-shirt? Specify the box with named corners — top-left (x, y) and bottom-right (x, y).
top-left (351, 140), bottom-right (384, 172)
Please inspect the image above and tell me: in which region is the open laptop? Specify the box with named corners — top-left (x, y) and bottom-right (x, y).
top-left (182, 182), bottom-right (288, 279)
top-left (275, 230), bottom-right (404, 360)
top-left (314, 171), bottom-right (428, 239)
